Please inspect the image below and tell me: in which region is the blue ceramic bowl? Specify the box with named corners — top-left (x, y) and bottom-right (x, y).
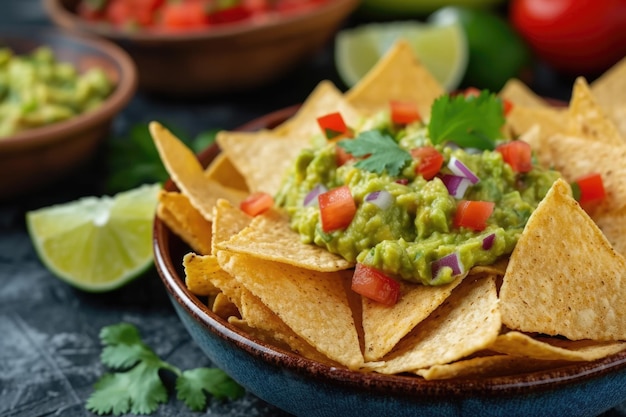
top-left (153, 107), bottom-right (626, 417)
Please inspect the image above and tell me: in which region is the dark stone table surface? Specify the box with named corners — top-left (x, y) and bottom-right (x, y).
top-left (1, 2), bottom-right (625, 416)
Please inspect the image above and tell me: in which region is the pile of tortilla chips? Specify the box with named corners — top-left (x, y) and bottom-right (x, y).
top-left (151, 40), bottom-right (626, 379)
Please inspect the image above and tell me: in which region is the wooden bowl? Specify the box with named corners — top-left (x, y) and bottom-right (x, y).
top-left (0, 27), bottom-right (137, 199)
top-left (44, 0), bottom-right (359, 96)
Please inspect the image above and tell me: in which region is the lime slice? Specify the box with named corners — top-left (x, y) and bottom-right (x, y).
top-left (26, 183), bottom-right (161, 292)
top-left (335, 21), bottom-right (468, 91)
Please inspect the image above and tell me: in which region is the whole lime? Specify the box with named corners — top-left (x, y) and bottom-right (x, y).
top-left (429, 6), bottom-right (532, 91)
top-left (358, 0), bottom-right (506, 18)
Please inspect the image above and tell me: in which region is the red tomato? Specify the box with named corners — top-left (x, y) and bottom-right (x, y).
top-left (159, 1), bottom-right (210, 31)
top-left (318, 185), bottom-right (357, 232)
top-left (496, 140), bottom-right (532, 173)
top-left (510, 0), bottom-right (626, 74)
top-left (389, 100), bottom-right (421, 125)
top-left (573, 172), bottom-right (605, 204)
top-left (317, 112), bottom-right (349, 139)
top-left (453, 200), bottom-right (495, 231)
top-left (335, 144), bottom-right (355, 167)
top-left (501, 98), bottom-right (514, 116)
top-left (240, 192), bottom-right (274, 216)
top-left (351, 263), bottom-right (400, 306)
top-left (209, 5), bottom-right (252, 24)
top-left (410, 146), bottom-right (444, 180)
top-left (105, 0), bottom-right (133, 27)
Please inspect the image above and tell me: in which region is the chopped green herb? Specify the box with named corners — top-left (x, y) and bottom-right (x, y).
top-left (86, 323), bottom-right (244, 415)
top-left (338, 130), bottom-right (412, 176)
top-left (105, 123), bottom-right (219, 193)
top-left (428, 90), bottom-right (505, 150)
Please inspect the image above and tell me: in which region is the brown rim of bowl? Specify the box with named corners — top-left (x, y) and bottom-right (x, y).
top-left (0, 28), bottom-right (137, 152)
top-left (44, 0), bottom-right (359, 43)
top-left (153, 104), bottom-right (626, 399)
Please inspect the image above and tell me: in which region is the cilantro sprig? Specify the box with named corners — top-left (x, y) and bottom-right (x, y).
top-left (337, 130), bottom-right (411, 176)
top-left (86, 323), bottom-right (244, 415)
top-left (106, 123), bottom-right (219, 193)
top-left (428, 90), bottom-right (505, 150)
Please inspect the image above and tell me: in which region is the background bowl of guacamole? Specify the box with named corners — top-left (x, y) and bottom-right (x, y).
top-left (0, 27), bottom-right (137, 198)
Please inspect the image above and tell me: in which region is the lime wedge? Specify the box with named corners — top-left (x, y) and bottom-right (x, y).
top-left (26, 183), bottom-right (161, 292)
top-left (335, 21), bottom-right (468, 92)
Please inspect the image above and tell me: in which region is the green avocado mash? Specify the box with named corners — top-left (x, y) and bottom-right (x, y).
top-left (0, 46), bottom-right (113, 138)
top-left (276, 93), bottom-right (561, 286)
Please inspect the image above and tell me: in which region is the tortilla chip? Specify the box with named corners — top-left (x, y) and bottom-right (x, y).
top-left (365, 275), bottom-right (501, 374)
top-left (416, 354), bottom-right (569, 380)
top-left (591, 55), bottom-right (626, 109)
top-left (217, 208), bottom-right (353, 272)
top-left (489, 331), bottom-right (626, 361)
top-left (567, 77), bottom-right (624, 145)
top-left (157, 190), bottom-right (213, 255)
top-left (216, 128), bottom-right (311, 195)
top-left (217, 250), bottom-right (363, 369)
top-left (361, 277), bottom-right (463, 361)
top-left (150, 122), bottom-right (248, 222)
top-left (545, 135), bottom-right (626, 213)
top-left (182, 252), bottom-right (222, 297)
top-left (499, 78), bottom-right (550, 108)
top-left (237, 290), bottom-right (337, 364)
top-left (606, 105), bottom-right (626, 139)
top-left (592, 207), bottom-right (626, 259)
top-left (204, 152), bottom-right (248, 192)
top-left (212, 292), bottom-right (240, 319)
top-left (273, 80), bottom-right (363, 139)
top-left (504, 105), bottom-right (565, 141)
top-left (211, 199), bottom-right (252, 253)
top-left (346, 39), bottom-right (444, 119)
top-left (499, 178), bottom-right (626, 341)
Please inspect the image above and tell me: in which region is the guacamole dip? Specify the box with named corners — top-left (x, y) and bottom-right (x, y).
top-left (276, 93), bottom-right (561, 285)
top-left (0, 46), bottom-right (113, 138)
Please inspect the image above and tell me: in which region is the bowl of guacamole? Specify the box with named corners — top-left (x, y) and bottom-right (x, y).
top-left (0, 27), bottom-right (137, 198)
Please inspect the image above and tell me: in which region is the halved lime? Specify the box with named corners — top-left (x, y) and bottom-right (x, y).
top-left (26, 183), bottom-right (161, 292)
top-left (335, 20), bottom-right (468, 91)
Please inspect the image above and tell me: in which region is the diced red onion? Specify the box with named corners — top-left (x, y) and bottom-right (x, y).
top-left (448, 157), bottom-right (479, 184)
top-left (303, 184), bottom-right (327, 207)
top-left (431, 252), bottom-right (465, 280)
top-left (482, 233), bottom-right (496, 250)
top-left (365, 190), bottom-right (393, 210)
top-left (440, 174), bottom-right (472, 199)
top-left (395, 178), bottom-right (409, 185)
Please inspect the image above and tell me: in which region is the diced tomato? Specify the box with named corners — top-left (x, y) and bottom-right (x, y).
top-left (317, 112), bottom-right (349, 140)
top-left (105, 0), bottom-right (133, 27)
top-left (335, 144), bottom-right (354, 167)
top-left (209, 5), bottom-right (252, 24)
top-left (462, 87), bottom-right (482, 98)
top-left (318, 185), bottom-right (356, 232)
top-left (411, 146), bottom-right (444, 180)
top-left (496, 140), bottom-right (532, 173)
top-left (351, 263), bottom-right (400, 306)
top-left (77, 0), bottom-right (108, 20)
top-left (240, 192), bottom-right (274, 216)
top-left (390, 100), bottom-right (421, 125)
top-left (501, 98), bottom-right (514, 116)
top-left (159, 1), bottom-right (210, 31)
top-left (573, 172), bottom-right (605, 204)
top-left (453, 200), bottom-right (495, 231)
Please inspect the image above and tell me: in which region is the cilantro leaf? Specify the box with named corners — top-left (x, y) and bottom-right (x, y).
top-left (428, 91), bottom-right (505, 150)
top-left (86, 362), bottom-right (169, 415)
top-left (338, 130), bottom-right (412, 176)
top-left (86, 323), bottom-right (245, 415)
top-left (177, 368), bottom-right (246, 411)
top-left (105, 123), bottom-right (220, 194)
